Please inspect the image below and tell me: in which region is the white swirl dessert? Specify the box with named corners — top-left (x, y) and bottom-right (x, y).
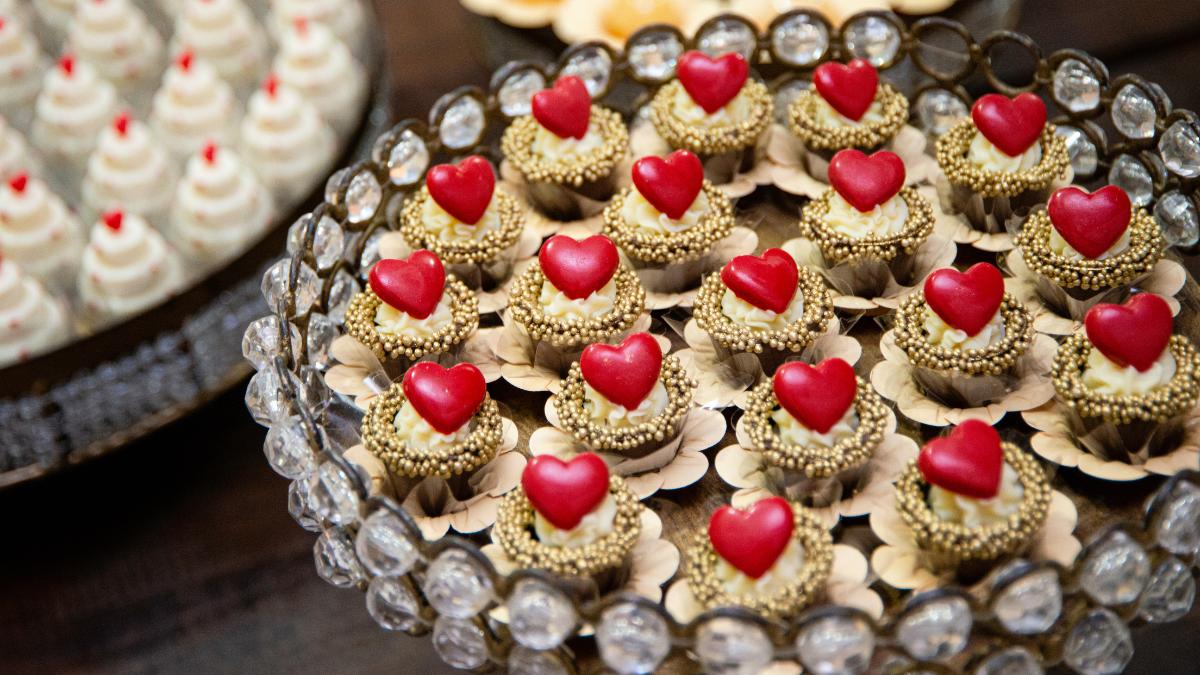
top-left (0, 14), bottom-right (48, 128)
top-left (32, 55), bottom-right (121, 168)
top-left (171, 143), bottom-right (273, 264)
top-left (967, 132), bottom-right (1042, 173)
top-left (721, 287), bottom-right (806, 332)
top-left (1081, 347), bottom-right (1175, 397)
top-left (824, 191), bottom-right (909, 239)
top-left (810, 94), bottom-right (888, 130)
top-left (538, 277), bottom-right (616, 322)
top-left (67, 0), bottom-right (165, 101)
top-left (0, 172), bottom-right (84, 287)
top-left (0, 257), bottom-right (70, 365)
top-left (1047, 225), bottom-right (1130, 261)
top-left (667, 81), bottom-right (758, 131)
top-left (533, 493), bottom-right (617, 548)
top-left (81, 113), bottom-right (177, 224)
top-left (772, 406), bottom-right (858, 449)
top-left (715, 538), bottom-right (806, 597)
top-left (170, 0), bottom-right (268, 95)
top-left (924, 306), bottom-right (1005, 351)
top-left (928, 463), bottom-right (1024, 529)
top-left (583, 381), bottom-right (670, 429)
top-left (391, 398), bottom-right (471, 453)
top-left (238, 76), bottom-right (335, 204)
top-left (79, 210), bottom-right (185, 321)
top-left (0, 117), bottom-right (41, 181)
top-left (619, 187), bottom-right (710, 238)
top-left (373, 288), bottom-right (455, 339)
top-left (150, 51), bottom-right (240, 162)
top-left (268, 0), bottom-right (365, 53)
top-left (273, 18), bottom-right (366, 136)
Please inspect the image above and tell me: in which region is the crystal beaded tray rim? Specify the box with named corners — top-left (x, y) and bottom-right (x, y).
top-left (251, 8), bottom-right (1200, 674)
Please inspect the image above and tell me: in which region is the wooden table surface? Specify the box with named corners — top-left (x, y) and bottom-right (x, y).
top-left (3, 1), bottom-right (1200, 673)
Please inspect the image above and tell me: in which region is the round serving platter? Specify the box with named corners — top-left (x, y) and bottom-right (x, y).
top-left (247, 9), bottom-right (1200, 674)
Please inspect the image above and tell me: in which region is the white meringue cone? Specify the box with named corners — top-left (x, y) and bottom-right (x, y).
top-left (238, 75), bottom-right (335, 205)
top-left (150, 51), bottom-right (240, 164)
top-left (32, 55), bottom-right (123, 192)
top-left (267, 0), bottom-right (365, 58)
top-left (66, 0), bottom-right (165, 110)
top-left (171, 143), bottom-right (274, 265)
top-left (170, 0), bottom-right (268, 97)
top-left (78, 209), bottom-right (185, 325)
top-left (81, 113), bottom-right (177, 227)
top-left (0, 14), bottom-right (50, 132)
top-left (0, 172), bottom-right (84, 292)
top-left (272, 18), bottom-right (366, 137)
top-left (0, 257), bottom-right (72, 366)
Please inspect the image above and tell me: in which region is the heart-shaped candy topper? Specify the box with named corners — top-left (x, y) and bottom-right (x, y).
top-left (773, 358), bottom-right (858, 434)
top-left (1084, 293), bottom-right (1173, 372)
top-left (918, 419), bottom-right (1003, 499)
top-left (1046, 185), bottom-right (1132, 260)
top-left (971, 92), bottom-right (1046, 157)
top-left (828, 149), bottom-right (906, 213)
top-left (426, 155), bottom-right (495, 225)
top-left (720, 248), bottom-right (798, 314)
top-left (632, 150), bottom-right (704, 220)
top-left (102, 210), bottom-right (124, 232)
top-left (580, 333), bottom-right (662, 410)
top-left (8, 172), bottom-right (28, 194)
top-left (813, 58), bottom-right (878, 121)
top-left (401, 362), bottom-right (486, 435)
top-left (531, 75), bottom-right (591, 140)
top-left (539, 234), bottom-right (619, 300)
top-left (924, 263), bottom-right (1005, 337)
top-left (368, 250), bottom-right (446, 319)
top-left (522, 453), bottom-right (610, 530)
top-left (708, 497), bottom-right (795, 579)
top-left (676, 50), bottom-right (749, 114)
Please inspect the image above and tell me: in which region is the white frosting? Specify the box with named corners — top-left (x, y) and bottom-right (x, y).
top-left (82, 117), bottom-right (177, 221)
top-left (923, 306), bottom-right (1005, 351)
top-left (530, 117), bottom-right (606, 163)
top-left (929, 463), bottom-right (1024, 529)
top-left (620, 188), bottom-right (710, 236)
top-left (0, 14), bottom-right (48, 112)
top-left (0, 119), bottom-right (39, 181)
top-left (273, 20), bottom-right (365, 135)
top-left (670, 80), bottom-right (755, 129)
top-left (170, 0), bottom-right (268, 93)
top-left (0, 259), bottom-right (69, 365)
top-left (171, 147), bottom-right (274, 263)
top-left (78, 212), bottom-right (186, 320)
top-left (967, 132), bottom-right (1042, 173)
top-left (1082, 347), bottom-right (1176, 397)
top-left (538, 276), bottom-right (617, 322)
top-left (583, 380), bottom-right (670, 429)
top-left (67, 0), bottom-right (164, 91)
top-left (32, 59), bottom-right (121, 163)
top-left (393, 398), bottom-right (471, 452)
top-left (150, 56), bottom-right (240, 161)
top-left (534, 492), bottom-right (617, 548)
top-left (268, 0), bottom-right (365, 50)
top-left (373, 293), bottom-right (453, 338)
top-left (238, 80), bottom-right (335, 203)
top-left (772, 405), bottom-right (858, 449)
top-left (418, 190), bottom-right (503, 242)
top-left (811, 92), bottom-right (886, 128)
top-left (1048, 225), bottom-right (1131, 261)
top-left (720, 287), bottom-right (806, 331)
top-left (0, 175), bottom-right (84, 284)
top-left (824, 192), bottom-right (909, 239)
top-left (715, 538), bottom-right (806, 597)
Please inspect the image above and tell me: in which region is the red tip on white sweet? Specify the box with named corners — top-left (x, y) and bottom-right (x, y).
top-left (201, 142), bottom-right (218, 164)
top-left (8, 172), bottom-right (28, 194)
top-left (177, 50), bottom-right (194, 72)
top-left (113, 112), bottom-right (131, 136)
top-left (102, 210), bottom-right (124, 232)
top-left (293, 17), bottom-right (308, 35)
top-left (59, 54), bottom-right (75, 76)
top-left (263, 74), bottom-right (279, 97)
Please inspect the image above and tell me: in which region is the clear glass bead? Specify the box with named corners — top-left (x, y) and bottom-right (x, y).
top-left (896, 596), bottom-right (972, 661)
top-left (355, 509), bottom-right (420, 577)
top-left (287, 214), bottom-right (344, 271)
top-left (795, 613), bottom-right (874, 674)
top-left (262, 415), bottom-right (318, 479)
top-left (261, 258), bottom-right (319, 317)
top-left (975, 647), bottom-right (1044, 675)
top-left (991, 567), bottom-right (1062, 635)
top-left (774, 79), bottom-right (810, 125)
top-left (627, 29), bottom-right (683, 83)
top-left (1159, 119), bottom-right (1200, 178)
top-left (694, 617), bottom-right (773, 675)
top-left (241, 315), bottom-right (301, 371)
top-left (308, 462), bottom-right (360, 526)
top-left (842, 15), bottom-right (901, 67)
top-left (346, 170), bottom-right (382, 224)
top-left (561, 45), bottom-right (613, 96)
top-left (1052, 58), bottom-right (1101, 113)
top-left (508, 646), bottom-right (570, 675)
top-left (287, 477), bottom-right (321, 532)
top-left (388, 128), bottom-right (429, 186)
top-left (1153, 479), bottom-right (1200, 555)
top-left (1111, 84), bottom-right (1158, 139)
top-left (1080, 530), bottom-right (1150, 606)
top-left (366, 576), bottom-right (423, 632)
top-left (437, 95), bottom-right (486, 150)
top-left (771, 13), bottom-right (828, 66)
top-left (1138, 557), bottom-right (1196, 623)
top-left (432, 616), bottom-right (490, 670)
top-left (326, 269), bottom-right (360, 322)
top-left (313, 527), bottom-right (365, 588)
top-left (325, 168), bottom-right (350, 205)
top-left (697, 18), bottom-right (757, 60)
top-left (1055, 125), bottom-right (1099, 177)
top-left (245, 364), bottom-right (297, 426)
top-left (1155, 190), bottom-right (1200, 247)
top-left (1107, 154), bottom-right (1154, 207)
top-left (1063, 608), bottom-right (1133, 675)
top-left (596, 603), bottom-right (671, 674)
top-left (916, 89), bottom-right (968, 136)
top-left (423, 548), bottom-right (494, 619)
top-left (507, 579), bottom-right (576, 650)
top-left (498, 69), bottom-right (546, 118)
top-left (356, 228), bottom-right (388, 278)
top-left (305, 312), bottom-right (339, 370)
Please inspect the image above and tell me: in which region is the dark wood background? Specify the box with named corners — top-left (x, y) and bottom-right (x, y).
top-left (3, 1), bottom-right (1200, 672)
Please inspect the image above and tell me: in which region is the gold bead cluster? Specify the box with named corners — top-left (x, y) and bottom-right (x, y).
top-left (398, 187), bottom-right (526, 265)
top-left (649, 79), bottom-right (773, 156)
top-left (787, 82), bottom-right (909, 152)
top-left (1051, 334), bottom-right (1200, 425)
top-left (500, 105), bottom-right (630, 188)
top-left (1015, 208), bottom-right (1164, 290)
top-left (895, 442), bottom-right (1052, 564)
top-left (494, 474), bottom-right (642, 577)
top-left (685, 502), bottom-right (833, 619)
top-left (344, 278), bottom-right (479, 363)
top-left (506, 264), bottom-right (645, 348)
top-left (800, 186), bottom-right (936, 264)
top-left (692, 266), bottom-right (834, 354)
top-left (361, 382), bottom-right (503, 479)
top-left (554, 357), bottom-right (695, 455)
top-left (935, 121), bottom-right (1070, 199)
top-left (893, 292), bottom-right (1034, 376)
top-left (741, 377), bottom-right (889, 479)
top-left (602, 182), bottom-right (736, 264)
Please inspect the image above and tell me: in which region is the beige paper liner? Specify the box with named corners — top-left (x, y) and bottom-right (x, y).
top-left (928, 167), bottom-right (1074, 253)
top-left (628, 117), bottom-right (767, 200)
top-left (498, 157), bottom-right (626, 238)
top-left (869, 488), bottom-right (1080, 592)
top-left (764, 123), bottom-right (941, 197)
top-left (629, 225), bottom-right (759, 311)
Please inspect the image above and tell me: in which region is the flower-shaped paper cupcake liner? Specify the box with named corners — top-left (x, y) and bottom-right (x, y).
top-left (649, 79), bottom-right (773, 161)
top-left (1014, 207), bottom-right (1165, 291)
top-left (627, 118), bottom-right (767, 199)
top-left (343, 278), bottom-right (480, 363)
top-left (398, 186), bottom-right (527, 265)
top-left (763, 123), bottom-right (942, 197)
top-left (786, 83), bottom-right (909, 176)
top-left (633, 226), bottom-right (759, 311)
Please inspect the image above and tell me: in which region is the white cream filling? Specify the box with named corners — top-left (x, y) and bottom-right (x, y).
top-left (273, 20), bottom-right (366, 134)
top-left (169, 0), bottom-right (268, 90)
top-left (529, 117), bottom-right (606, 163)
top-left (150, 58), bottom-right (240, 160)
top-left (715, 538), bottom-right (806, 598)
top-left (393, 398), bottom-right (471, 452)
top-left (172, 148), bottom-right (274, 262)
top-left (82, 121), bottom-right (177, 219)
top-left (1082, 348), bottom-right (1175, 397)
top-left (0, 178), bottom-right (84, 282)
top-left (0, 261), bottom-right (69, 365)
top-left (771, 405), bottom-right (858, 449)
top-left (538, 276), bottom-right (617, 322)
top-left (32, 60), bottom-right (120, 161)
top-left (620, 188), bottom-right (710, 237)
top-left (67, 0), bottom-right (164, 87)
top-left (824, 192), bottom-right (909, 239)
top-left (929, 463), bottom-right (1024, 529)
top-left (923, 306), bottom-right (1005, 351)
top-left (583, 380), bottom-right (670, 429)
top-left (720, 287), bottom-right (805, 332)
top-left (1047, 225), bottom-right (1131, 261)
top-left (810, 92), bottom-right (886, 128)
top-left (373, 294), bottom-right (453, 338)
top-left (239, 84), bottom-right (335, 201)
top-left (670, 81), bottom-right (755, 129)
top-left (79, 213), bottom-right (185, 318)
top-left (0, 15), bottom-right (44, 108)
top-left (418, 192), bottom-right (503, 242)
top-left (534, 492), bottom-right (617, 548)
top-left (967, 133), bottom-right (1042, 173)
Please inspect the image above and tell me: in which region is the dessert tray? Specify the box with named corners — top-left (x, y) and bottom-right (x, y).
top-left (245, 9), bottom-right (1200, 674)
top-left (0, 0), bottom-right (388, 486)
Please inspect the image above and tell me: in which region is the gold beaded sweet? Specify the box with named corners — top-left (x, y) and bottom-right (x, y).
top-left (649, 79), bottom-right (773, 156)
top-left (800, 186), bottom-right (936, 264)
top-left (935, 122), bottom-right (1069, 199)
top-left (893, 291), bottom-right (1034, 376)
top-left (500, 105), bottom-right (630, 188)
top-left (787, 83), bottom-right (909, 152)
top-left (601, 182), bottom-right (736, 264)
top-left (344, 277), bottom-right (479, 362)
top-left (506, 264), bottom-right (645, 348)
top-left (1015, 208), bottom-right (1164, 290)
top-left (398, 187), bottom-right (526, 265)
top-left (692, 265), bottom-right (833, 355)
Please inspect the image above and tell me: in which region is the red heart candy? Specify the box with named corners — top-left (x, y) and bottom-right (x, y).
top-left (773, 358), bottom-right (858, 434)
top-left (522, 453), bottom-right (610, 530)
top-left (918, 419), bottom-right (1003, 499)
top-left (532, 75), bottom-right (591, 140)
top-left (580, 333), bottom-right (663, 410)
top-left (369, 250), bottom-right (445, 319)
top-left (720, 248), bottom-right (798, 314)
top-left (828, 149), bottom-right (906, 213)
top-left (539, 234), bottom-right (619, 300)
top-left (813, 58), bottom-right (878, 122)
top-left (401, 362), bottom-right (486, 435)
top-left (971, 93), bottom-right (1046, 157)
top-left (708, 497), bottom-right (795, 579)
top-left (1046, 185), bottom-right (1132, 260)
top-left (676, 50), bottom-right (749, 114)
top-left (924, 263), bottom-right (1005, 337)
top-left (632, 150), bottom-right (704, 220)
top-left (1084, 293), bottom-right (1173, 372)
top-left (426, 155), bottom-right (495, 225)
